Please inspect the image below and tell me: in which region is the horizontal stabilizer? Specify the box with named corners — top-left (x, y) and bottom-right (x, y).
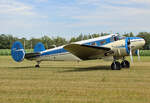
top-left (25, 52), bottom-right (41, 60)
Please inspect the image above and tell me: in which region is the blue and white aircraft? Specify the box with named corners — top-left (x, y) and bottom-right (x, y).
top-left (11, 34), bottom-right (145, 70)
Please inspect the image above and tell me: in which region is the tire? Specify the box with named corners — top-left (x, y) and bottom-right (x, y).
top-left (121, 60), bottom-right (130, 68)
top-left (35, 65), bottom-right (40, 68)
top-left (111, 61), bottom-right (121, 70)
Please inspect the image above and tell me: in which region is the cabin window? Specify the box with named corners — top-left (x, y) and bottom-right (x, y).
top-left (100, 40), bottom-right (106, 45)
top-left (91, 42), bottom-right (97, 46)
top-left (111, 36), bottom-right (119, 41)
top-left (114, 36), bottom-right (120, 41)
top-left (111, 36), bottom-right (118, 41)
top-left (110, 37), bottom-right (114, 42)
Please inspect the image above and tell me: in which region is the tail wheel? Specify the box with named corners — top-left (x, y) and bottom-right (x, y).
top-left (111, 61), bottom-right (121, 70)
top-left (35, 65), bottom-right (40, 68)
top-left (35, 61), bottom-right (41, 68)
top-left (121, 60), bottom-right (130, 68)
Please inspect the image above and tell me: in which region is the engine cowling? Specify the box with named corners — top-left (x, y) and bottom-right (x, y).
top-left (125, 37), bottom-right (139, 56)
top-left (125, 37), bottom-right (130, 55)
top-left (110, 37), bottom-right (138, 57)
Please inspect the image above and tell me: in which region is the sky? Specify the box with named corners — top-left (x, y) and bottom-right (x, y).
top-left (0, 0), bottom-right (150, 39)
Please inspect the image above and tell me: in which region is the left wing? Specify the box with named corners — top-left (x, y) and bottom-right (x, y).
top-left (64, 44), bottom-right (111, 60)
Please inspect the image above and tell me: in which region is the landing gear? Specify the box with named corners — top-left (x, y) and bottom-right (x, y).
top-left (121, 57), bottom-right (130, 68)
top-left (35, 64), bottom-right (40, 68)
top-left (111, 57), bottom-right (121, 70)
top-left (121, 60), bottom-right (130, 68)
top-left (111, 60), bottom-right (130, 70)
top-left (35, 61), bottom-right (41, 68)
top-left (111, 61), bottom-right (121, 70)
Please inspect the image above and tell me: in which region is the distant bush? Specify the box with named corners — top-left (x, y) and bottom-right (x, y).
top-left (140, 50), bottom-right (150, 56)
top-left (0, 49), bottom-right (10, 56)
top-left (0, 49), bottom-right (33, 56)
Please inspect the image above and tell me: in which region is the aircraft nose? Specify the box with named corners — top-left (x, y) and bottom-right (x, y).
top-left (134, 37), bottom-right (145, 49)
top-left (141, 38), bottom-right (145, 46)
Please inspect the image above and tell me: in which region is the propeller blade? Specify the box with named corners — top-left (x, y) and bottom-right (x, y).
top-left (129, 44), bottom-right (133, 63)
top-left (137, 49), bottom-right (140, 61)
top-left (128, 38), bottom-right (133, 63)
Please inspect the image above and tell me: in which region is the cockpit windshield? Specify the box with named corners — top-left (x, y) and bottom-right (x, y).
top-left (118, 36), bottom-right (125, 40)
top-left (112, 35), bottom-right (125, 41)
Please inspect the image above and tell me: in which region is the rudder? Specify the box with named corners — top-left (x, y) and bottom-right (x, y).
top-left (34, 42), bottom-right (45, 53)
top-left (11, 41), bottom-right (25, 62)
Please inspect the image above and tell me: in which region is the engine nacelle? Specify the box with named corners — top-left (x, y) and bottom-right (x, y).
top-left (109, 37), bottom-right (139, 57)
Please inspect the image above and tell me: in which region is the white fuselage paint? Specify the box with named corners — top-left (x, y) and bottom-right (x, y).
top-left (37, 34), bottom-right (116, 61)
top-left (35, 34), bottom-right (145, 62)
top-left (36, 52), bottom-right (81, 61)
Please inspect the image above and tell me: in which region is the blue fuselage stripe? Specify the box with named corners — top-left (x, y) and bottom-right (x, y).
top-left (41, 37), bottom-right (113, 56)
top-left (41, 48), bottom-right (68, 56)
top-left (41, 37), bottom-right (143, 56)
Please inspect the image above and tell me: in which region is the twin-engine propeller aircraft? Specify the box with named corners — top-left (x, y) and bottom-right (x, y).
top-left (11, 34), bottom-right (145, 70)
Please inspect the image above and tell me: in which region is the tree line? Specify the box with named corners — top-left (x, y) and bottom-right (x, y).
top-left (0, 32), bottom-right (150, 50)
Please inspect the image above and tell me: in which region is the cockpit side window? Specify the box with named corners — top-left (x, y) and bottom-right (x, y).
top-left (112, 36), bottom-right (118, 41)
top-left (111, 35), bottom-right (124, 42)
top-left (114, 36), bottom-right (117, 41)
top-left (91, 42), bottom-right (97, 46)
top-left (100, 40), bottom-right (106, 45)
top-left (110, 37), bottom-right (114, 42)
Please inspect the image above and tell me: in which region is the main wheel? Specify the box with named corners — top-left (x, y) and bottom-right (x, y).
top-left (35, 65), bottom-right (40, 68)
top-left (121, 60), bottom-right (130, 68)
top-left (111, 61), bottom-right (121, 70)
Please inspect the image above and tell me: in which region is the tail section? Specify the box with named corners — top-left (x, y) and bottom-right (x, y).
top-left (34, 42), bottom-right (45, 53)
top-left (11, 41), bottom-right (25, 62)
top-left (11, 42), bottom-right (46, 62)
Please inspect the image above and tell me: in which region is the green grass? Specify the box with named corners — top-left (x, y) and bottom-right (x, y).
top-left (0, 49), bottom-right (33, 56)
top-left (0, 56), bottom-right (150, 103)
top-left (140, 50), bottom-right (150, 56)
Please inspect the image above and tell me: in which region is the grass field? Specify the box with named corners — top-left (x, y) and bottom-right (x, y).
top-left (0, 56), bottom-right (150, 103)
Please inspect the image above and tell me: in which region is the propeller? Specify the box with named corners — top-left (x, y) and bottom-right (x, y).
top-left (128, 38), bottom-right (141, 63)
top-left (127, 38), bottom-right (133, 63)
top-left (137, 49), bottom-right (140, 61)
top-left (129, 44), bottom-right (133, 63)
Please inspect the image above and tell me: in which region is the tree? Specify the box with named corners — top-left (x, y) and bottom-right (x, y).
top-left (41, 35), bottom-right (54, 49)
top-left (91, 33), bottom-right (100, 38)
top-left (76, 34), bottom-right (84, 41)
top-left (136, 32), bottom-right (150, 50)
top-left (29, 38), bottom-right (41, 49)
top-left (53, 36), bottom-right (67, 47)
top-left (123, 32), bottom-right (134, 37)
top-left (69, 37), bottom-right (77, 43)
top-left (0, 34), bottom-right (11, 49)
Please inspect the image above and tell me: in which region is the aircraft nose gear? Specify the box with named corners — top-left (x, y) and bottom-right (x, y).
top-left (121, 60), bottom-right (130, 68)
top-left (35, 61), bottom-right (41, 68)
top-left (111, 61), bottom-right (121, 70)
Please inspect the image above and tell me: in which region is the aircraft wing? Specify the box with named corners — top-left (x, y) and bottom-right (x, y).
top-left (64, 44), bottom-right (111, 60)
